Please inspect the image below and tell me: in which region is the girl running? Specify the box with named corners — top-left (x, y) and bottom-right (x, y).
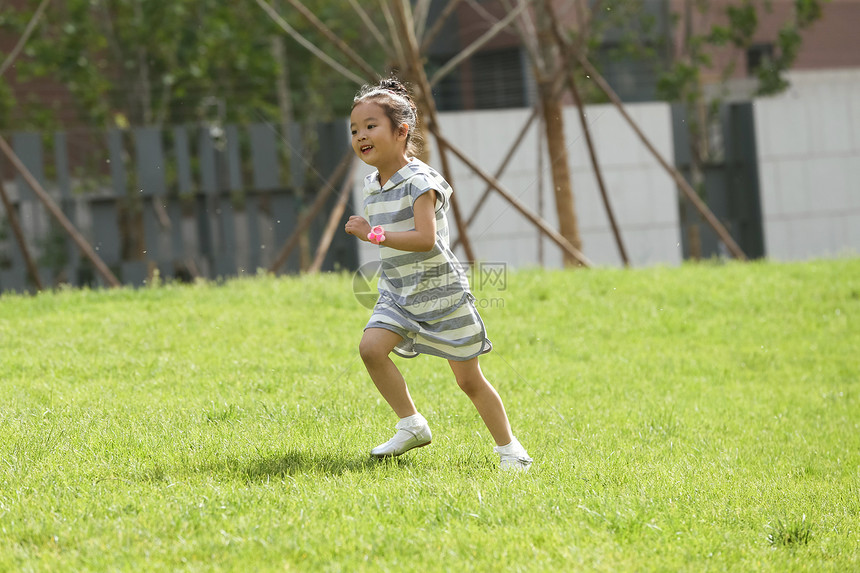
top-left (345, 77), bottom-right (532, 470)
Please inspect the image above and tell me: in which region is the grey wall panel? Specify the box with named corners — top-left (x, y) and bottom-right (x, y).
top-left (173, 126), bottom-right (194, 195)
top-left (225, 125), bottom-right (243, 191)
top-left (107, 130), bottom-right (128, 196)
top-left (249, 124), bottom-right (281, 191)
top-left (134, 128), bottom-right (168, 197)
top-left (12, 132), bottom-right (45, 202)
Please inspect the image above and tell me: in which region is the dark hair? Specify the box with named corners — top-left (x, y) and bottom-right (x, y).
top-left (353, 77), bottom-right (422, 156)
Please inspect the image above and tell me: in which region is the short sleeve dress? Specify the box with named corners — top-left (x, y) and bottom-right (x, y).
top-left (362, 158), bottom-right (492, 361)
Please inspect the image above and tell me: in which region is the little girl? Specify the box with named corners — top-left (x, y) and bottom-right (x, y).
top-left (344, 77), bottom-right (532, 471)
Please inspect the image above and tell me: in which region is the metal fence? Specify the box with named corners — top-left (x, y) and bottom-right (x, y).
top-left (0, 121), bottom-right (358, 293)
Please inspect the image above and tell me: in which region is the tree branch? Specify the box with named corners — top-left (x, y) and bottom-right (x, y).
top-left (499, 0), bottom-right (543, 75)
top-left (413, 0), bottom-right (433, 41)
top-left (380, 0), bottom-right (407, 67)
top-left (346, 0), bottom-right (393, 54)
top-left (420, 0), bottom-right (464, 53)
top-left (465, 0), bottom-right (498, 23)
top-left (0, 0), bottom-right (51, 78)
top-left (429, 0), bottom-right (530, 87)
top-left (280, 0), bottom-right (379, 82)
top-left (255, 0), bottom-right (367, 86)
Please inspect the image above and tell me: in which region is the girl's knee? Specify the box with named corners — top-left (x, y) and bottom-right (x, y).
top-left (359, 337), bottom-right (387, 364)
top-left (455, 374), bottom-right (488, 397)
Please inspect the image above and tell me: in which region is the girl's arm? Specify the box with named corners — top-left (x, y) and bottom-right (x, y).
top-left (344, 190), bottom-right (437, 252)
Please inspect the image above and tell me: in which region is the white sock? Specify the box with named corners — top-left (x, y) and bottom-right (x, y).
top-left (397, 413), bottom-right (426, 428)
top-left (495, 436), bottom-right (525, 455)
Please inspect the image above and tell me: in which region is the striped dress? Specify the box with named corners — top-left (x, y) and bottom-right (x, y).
top-left (363, 158), bottom-right (492, 361)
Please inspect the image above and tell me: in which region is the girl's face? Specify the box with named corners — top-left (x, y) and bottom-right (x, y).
top-left (350, 101), bottom-right (409, 169)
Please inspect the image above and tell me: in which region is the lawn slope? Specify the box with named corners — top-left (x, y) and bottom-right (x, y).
top-left (0, 259), bottom-right (858, 571)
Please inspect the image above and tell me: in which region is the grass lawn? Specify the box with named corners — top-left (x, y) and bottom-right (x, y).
top-left (0, 258), bottom-right (858, 571)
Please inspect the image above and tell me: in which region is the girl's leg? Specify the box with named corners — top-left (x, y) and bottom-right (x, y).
top-left (359, 327), bottom-right (417, 418)
top-left (448, 357), bottom-right (513, 447)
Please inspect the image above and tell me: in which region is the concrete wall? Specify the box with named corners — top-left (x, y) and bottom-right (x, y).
top-left (754, 69), bottom-right (860, 260)
top-left (353, 102), bottom-right (682, 269)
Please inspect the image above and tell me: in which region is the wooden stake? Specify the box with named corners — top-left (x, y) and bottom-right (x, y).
top-left (577, 55), bottom-right (747, 261)
top-left (500, 0), bottom-right (585, 266)
top-left (379, 0), bottom-right (408, 65)
top-left (567, 70), bottom-right (630, 266)
top-left (413, 0), bottom-right (433, 40)
top-left (452, 106), bottom-right (540, 250)
top-left (391, 0), bottom-right (477, 263)
top-left (432, 126), bottom-right (592, 268)
top-left (549, 6), bottom-right (628, 265)
top-left (435, 142), bottom-right (476, 262)
top-left (268, 150), bottom-right (353, 273)
top-left (0, 135), bottom-right (121, 287)
top-left (0, 176), bottom-right (43, 290)
top-left (308, 158), bottom-right (357, 274)
top-left (465, 106), bottom-right (539, 230)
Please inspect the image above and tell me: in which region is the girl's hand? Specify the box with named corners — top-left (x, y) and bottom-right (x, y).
top-left (345, 215), bottom-right (372, 241)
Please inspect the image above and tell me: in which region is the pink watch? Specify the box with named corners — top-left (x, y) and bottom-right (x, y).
top-left (367, 225), bottom-right (386, 245)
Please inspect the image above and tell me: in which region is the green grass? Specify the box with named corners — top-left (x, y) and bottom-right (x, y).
top-left (0, 259), bottom-right (858, 571)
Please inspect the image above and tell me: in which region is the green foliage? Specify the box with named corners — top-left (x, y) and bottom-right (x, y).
top-left (725, 2), bottom-right (758, 47)
top-left (576, 1), bottom-right (671, 103)
top-left (755, 24), bottom-right (803, 96)
top-left (1, 1), bottom-right (387, 129)
top-left (656, 61), bottom-right (699, 104)
top-left (795, 0), bottom-right (824, 26)
top-left (586, 0), bottom-right (823, 108)
top-left (0, 259), bottom-right (858, 570)
top-left (653, 0), bottom-right (827, 103)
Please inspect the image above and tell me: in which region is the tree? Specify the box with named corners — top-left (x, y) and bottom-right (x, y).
top-left (533, 0), bottom-right (583, 267)
top-left (652, 0), bottom-right (825, 257)
top-left (0, 0), bottom-right (388, 130)
top-left (489, 0), bottom-right (587, 267)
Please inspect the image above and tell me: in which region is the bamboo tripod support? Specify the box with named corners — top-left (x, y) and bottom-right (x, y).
top-left (0, 135), bottom-right (122, 288)
top-left (432, 127), bottom-right (592, 268)
top-left (576, 55), bottom-right (748, 261)
top-left (308, 157), bottom-right (358, 274)
top-left (0, 175), bottom-right (43, 290)
top-left (255, 0), bottom-right (742, 270)
top-left (391, 0), bottom-right (477, 264)
top-left (268, 150), bottom-right (354, 273)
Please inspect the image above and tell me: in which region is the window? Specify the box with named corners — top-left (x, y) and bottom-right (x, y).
top-left (471, 48), bottom-right (526, 109)
top-left (747, 43), bottom-right (774, 76)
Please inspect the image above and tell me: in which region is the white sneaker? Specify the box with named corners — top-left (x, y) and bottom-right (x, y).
top-left (494, 437), bottom-right (532, 471)
top-left (370, 415), bottom-right (432, 458)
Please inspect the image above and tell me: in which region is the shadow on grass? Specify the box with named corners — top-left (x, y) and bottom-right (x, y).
top-left (200, 449), bottom-right (415, 482)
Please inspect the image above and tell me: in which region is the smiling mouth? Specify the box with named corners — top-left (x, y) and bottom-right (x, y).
top-left (360, 145), bottom-right (373, 153)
